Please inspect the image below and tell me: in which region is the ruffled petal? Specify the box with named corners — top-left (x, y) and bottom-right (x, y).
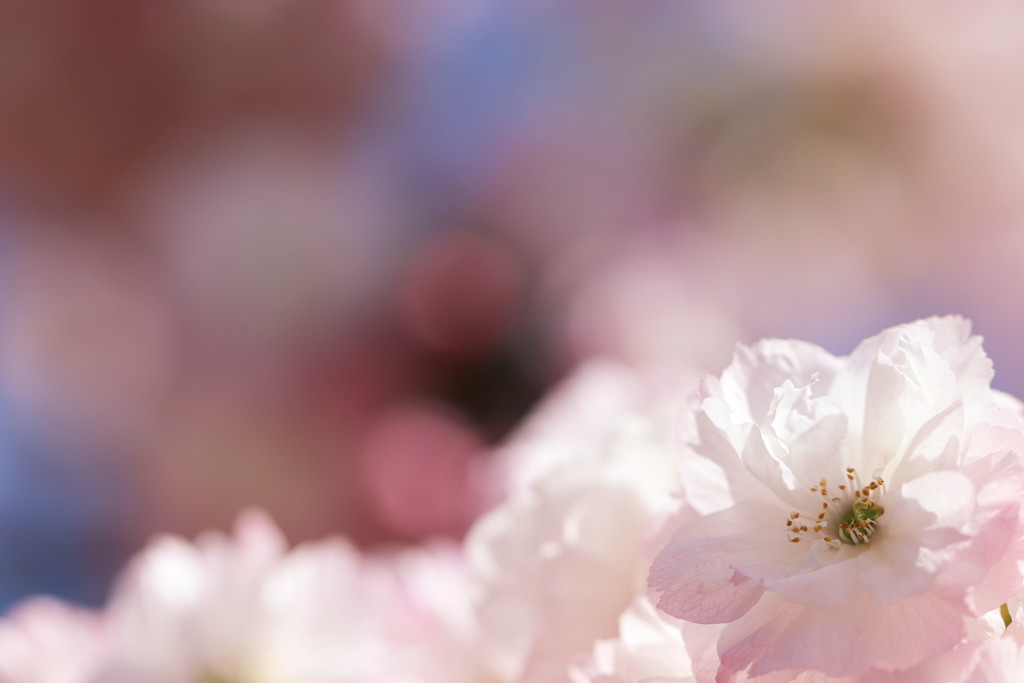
top-left (649, 502), bottom-right (805, 624)
top-left (719, 339), bottom-right (842, 426)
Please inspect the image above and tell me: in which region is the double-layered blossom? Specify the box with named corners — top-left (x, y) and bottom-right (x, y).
top-left (92, 510), bottom-right (386, 682)
top-left (468, 361), bottom-right (689, 682)
top-left (649, 317), bottom-right (1024, 680)
top-left (0, 511), bottom-right (498, 683)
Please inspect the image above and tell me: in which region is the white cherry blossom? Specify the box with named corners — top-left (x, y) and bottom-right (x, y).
top-left (650, 317), bottom-right (1024, 680)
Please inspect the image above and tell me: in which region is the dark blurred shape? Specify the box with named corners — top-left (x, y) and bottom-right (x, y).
top-left (398, 232), bottom-right (525, 359)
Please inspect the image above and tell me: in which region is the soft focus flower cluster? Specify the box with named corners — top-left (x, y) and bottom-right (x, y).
top-left (6, 316), bottom-right (1024, 682)
top-left (16, 0), bottom-right (1024, 619)
top-left (11, 0), bottom-right (1024, 679)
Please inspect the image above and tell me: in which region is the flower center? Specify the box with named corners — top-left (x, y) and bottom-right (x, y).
top-left (838, 499), bottom-right (883, 545)
top-left (786, 467), bottom-right (885, 547)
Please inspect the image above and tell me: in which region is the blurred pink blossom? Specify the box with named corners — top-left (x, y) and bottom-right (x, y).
top-left (0, 598), bottom-right (105, 683)
top-left (0, 510), bottom-right (508, 682)
top-left (569, 597), bottom-right (694, 683)
top-left (468, 361), bottom-right (691, 682)
top-left (360, 403), bottom-right (493, 539)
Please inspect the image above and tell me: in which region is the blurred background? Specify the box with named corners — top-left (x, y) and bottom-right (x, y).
top-left (3, 0), bottom-right (1024, 611)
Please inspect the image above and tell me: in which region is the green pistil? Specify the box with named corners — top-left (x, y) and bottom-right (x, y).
top-left (838, 500), bottom-right (883, 545)
top-left (1002, 602), bottom-right (1012, 628)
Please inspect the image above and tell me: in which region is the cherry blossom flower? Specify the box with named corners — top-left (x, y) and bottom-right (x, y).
top-left (0, 510), bottom-right (504, 683)
top-left (92, 510), bottom-right (388, 682)
top-left (468, 361), bottom-right (689, 683)
top-left (0, 511), bottom-right (398, 682)
top-left (649, 316), bottom-right (1024, 680)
